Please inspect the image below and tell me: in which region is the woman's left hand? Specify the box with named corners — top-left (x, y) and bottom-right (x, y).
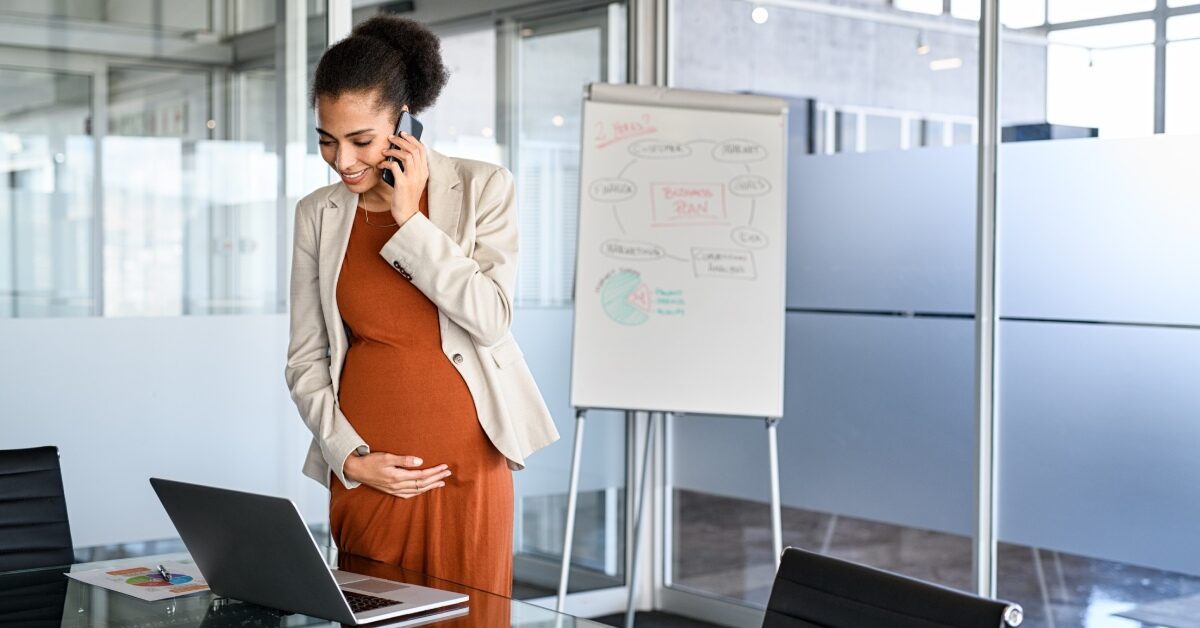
top-left (380, 131), bottom-right (429, 227)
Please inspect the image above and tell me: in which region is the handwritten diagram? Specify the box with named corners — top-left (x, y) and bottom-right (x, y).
top-left (571, 86), bottom-right (787, 418)
top-left (587, 114), bottom-right (775, 325)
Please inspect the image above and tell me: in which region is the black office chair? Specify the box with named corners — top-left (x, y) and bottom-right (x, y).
top-left (0, 446), bottom-right (75, 571)
top-left (763, 546), bottom-right (1022, 628)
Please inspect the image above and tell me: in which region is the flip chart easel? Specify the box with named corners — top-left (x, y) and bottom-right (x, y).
top-left (559, 83), bottom-right (789, 625)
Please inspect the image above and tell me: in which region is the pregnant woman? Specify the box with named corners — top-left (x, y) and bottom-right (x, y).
top-left (284, 15), bottom-right (558, 596)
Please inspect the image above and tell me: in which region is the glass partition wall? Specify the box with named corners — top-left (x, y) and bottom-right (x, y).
top-left (655, 1), bottom-right (1200, 627)
top-left (664, 0), bottom-right (981, 622)
top-left (996, 1), bottom-right (1200, 626)
top-left (0, 0), bottom-right (329, 318)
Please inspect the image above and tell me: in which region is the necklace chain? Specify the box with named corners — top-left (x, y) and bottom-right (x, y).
top-left (361, 207), bottom-right (398, 228)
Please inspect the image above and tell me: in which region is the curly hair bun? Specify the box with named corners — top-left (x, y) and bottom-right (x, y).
top-left (352, 16), bottom-right (448, 114)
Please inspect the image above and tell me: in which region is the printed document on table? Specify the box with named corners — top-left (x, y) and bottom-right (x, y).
top-left (65, 560), bottom-right (209, 601)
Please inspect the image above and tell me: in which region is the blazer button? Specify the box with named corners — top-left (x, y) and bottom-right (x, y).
top-left (452, 353), bottom-right (464, 364)
top-left (392, 260), bottom-right (402, 270)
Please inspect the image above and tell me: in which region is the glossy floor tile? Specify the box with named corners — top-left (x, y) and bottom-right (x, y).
top-left (672, 489), bottom-right (1200, 628)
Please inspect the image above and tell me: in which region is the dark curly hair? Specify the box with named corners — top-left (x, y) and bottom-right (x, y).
top-left (310, 15), bottom-right (449, 116)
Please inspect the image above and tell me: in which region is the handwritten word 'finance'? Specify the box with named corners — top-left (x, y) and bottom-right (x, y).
top-left (650, 183), bottom-right (727, 226)
top-left (589, 178), bottom-right (637, 202)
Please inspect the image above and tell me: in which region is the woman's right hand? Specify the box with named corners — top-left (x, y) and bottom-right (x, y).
top-left (343, 453), bottom-right (450, 499)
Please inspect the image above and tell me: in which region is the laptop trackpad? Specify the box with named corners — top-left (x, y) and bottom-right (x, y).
top-left (345, 578), bottom-right (410, 594)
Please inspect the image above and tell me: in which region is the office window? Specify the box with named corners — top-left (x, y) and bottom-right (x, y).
top-left (1167, 40), bottom-right (1200, 135)
top-left (0, 1), bottom-right (328, 317)
top-left (1047, 22), bottom-right (1156, 139)
top-left (1049, 0), bottom-right (1155, 24)
top-left (1167, 12), bottom-right (1200, 40)
top-left (514, 26), bottom-right (602, 307)
top-left (0, 68), bottom-right (94, 317)
top-left (949, 0), bottom-right (1046, 28)
top-left (420, 29), bottom-right (501, 166)
top-left (893, 0), bottom-right (942, 15)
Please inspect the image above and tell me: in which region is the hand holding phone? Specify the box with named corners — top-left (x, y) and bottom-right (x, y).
top-left (381, 111), bottom-right (424, 187)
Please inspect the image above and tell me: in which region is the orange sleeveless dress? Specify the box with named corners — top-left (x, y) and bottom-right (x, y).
top-left (330, 194), bottom-right (513, 597)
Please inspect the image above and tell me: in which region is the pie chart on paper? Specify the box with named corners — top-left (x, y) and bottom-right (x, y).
top-left (126, 572), bottom-right (193, 587)
top-left (601, 270), bottom-right (651, 326)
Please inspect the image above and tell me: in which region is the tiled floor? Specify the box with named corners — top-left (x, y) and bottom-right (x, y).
top-left (672, 489), bottom-right (1200, 628)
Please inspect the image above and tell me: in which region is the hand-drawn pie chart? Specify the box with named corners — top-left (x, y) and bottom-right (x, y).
top-left (126, 572), bottom-right (193, 587)
top-left (601, 270), bottom-right (651, 326)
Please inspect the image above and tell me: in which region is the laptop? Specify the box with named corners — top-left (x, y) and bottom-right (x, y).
top-left (149, 478), bottom-right (469, 625)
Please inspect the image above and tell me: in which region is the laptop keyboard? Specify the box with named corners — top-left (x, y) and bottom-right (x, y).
top-left (343, 590), bottom-right (400, 613)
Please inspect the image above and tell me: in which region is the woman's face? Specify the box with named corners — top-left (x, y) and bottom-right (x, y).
top-left (315, 92), bottom-right (401, 193)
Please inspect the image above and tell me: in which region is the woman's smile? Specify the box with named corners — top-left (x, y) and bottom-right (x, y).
top-left (340, 167), bottom-right (370, 185)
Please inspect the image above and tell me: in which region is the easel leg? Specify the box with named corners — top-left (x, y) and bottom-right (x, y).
top-left (624, 411), bottom-right (656, 628)
top-left (557, 409), bottom-right (588, 612)
top-left (767, 417), bottom-right (783, 568)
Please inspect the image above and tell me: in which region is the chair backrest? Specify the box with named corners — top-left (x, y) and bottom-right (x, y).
top-left (763, 547), bottom-right (1023, 628)
top-left (0, 447), bottom-right (75, 571)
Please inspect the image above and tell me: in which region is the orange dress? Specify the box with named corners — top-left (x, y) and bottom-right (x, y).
top-left (330, 195), bottom-right (513, 597)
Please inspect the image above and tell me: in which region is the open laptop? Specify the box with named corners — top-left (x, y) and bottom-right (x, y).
top-left (149, 478), bottom-right (468, 625)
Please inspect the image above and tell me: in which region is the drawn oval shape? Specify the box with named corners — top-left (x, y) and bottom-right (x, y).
top-left (712, 139), bottom-right (767, 162)
top-left (601, 239), bottom-right (666, 261)
top-left (728, 174), bottom-right (772, 197)
top-left (588, 178), bottom-right (637, 202)
top-left (730, 227), bottom-right (769, 250)
top-left (628, 139), bottom-right (692, 159)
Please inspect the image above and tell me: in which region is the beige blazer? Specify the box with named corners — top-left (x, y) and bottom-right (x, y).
top-left (284, 148), bottom-right (560, 489)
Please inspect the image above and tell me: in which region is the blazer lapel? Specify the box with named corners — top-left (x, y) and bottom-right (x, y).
top-left (426, 148), bottom-right (463, 242)
top-left (319, 181), bottom-right (355, 348)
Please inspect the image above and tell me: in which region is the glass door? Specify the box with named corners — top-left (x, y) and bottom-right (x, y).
top-left (508, 3), bottom-right (631, 609)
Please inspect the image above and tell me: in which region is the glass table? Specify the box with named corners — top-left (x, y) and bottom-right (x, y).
top-left (0, 547), bottom-right (606, 627)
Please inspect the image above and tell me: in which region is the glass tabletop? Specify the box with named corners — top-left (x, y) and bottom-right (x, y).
top-left (0, 548), bottom-right (605, 627)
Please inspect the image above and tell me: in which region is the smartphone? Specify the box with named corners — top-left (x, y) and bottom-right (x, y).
top-left (381, 111), bottom-right (424, 186)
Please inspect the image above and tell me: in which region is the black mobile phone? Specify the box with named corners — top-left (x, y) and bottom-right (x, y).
top-left (381, 111), bottom-right (424, 186)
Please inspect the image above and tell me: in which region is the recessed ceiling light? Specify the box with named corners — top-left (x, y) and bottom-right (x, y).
top-left (930, 57), bottom-right (963, 71)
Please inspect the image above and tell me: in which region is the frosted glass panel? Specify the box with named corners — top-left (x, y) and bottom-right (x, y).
top-left (788, 146), bottom-right (976, 313)
top-left (998, 320), bottom-right (1200, 576)
top-left (998, 135), bottom-right (1200, 326)
top-left (512, 308), bottom-right (626, 496)
top-left (672, 312), bottom-right (976, 536)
